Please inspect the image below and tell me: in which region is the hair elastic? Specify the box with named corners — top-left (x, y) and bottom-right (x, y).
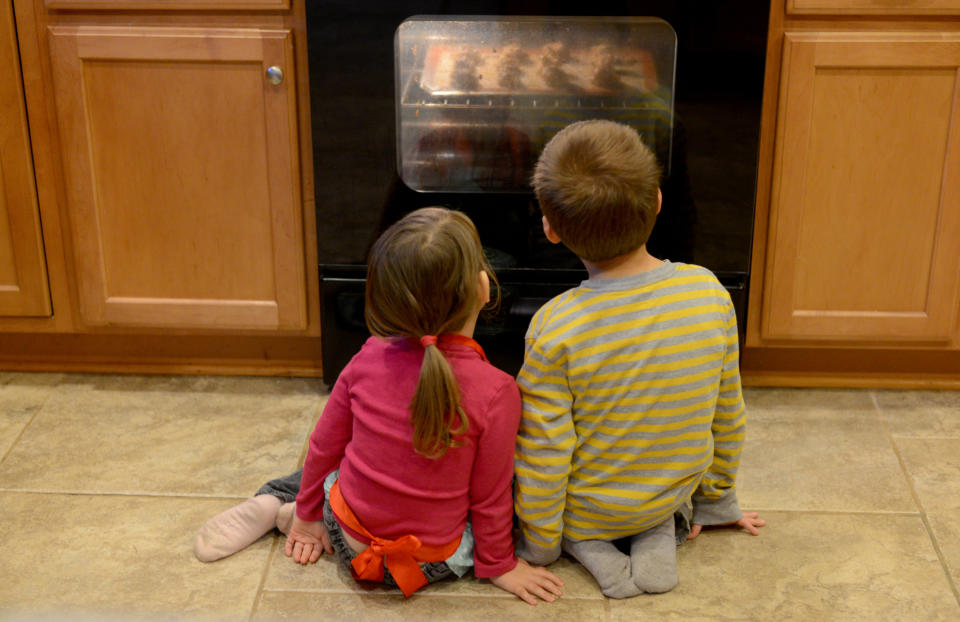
top-left (420, 335), bottom-right (438, 348)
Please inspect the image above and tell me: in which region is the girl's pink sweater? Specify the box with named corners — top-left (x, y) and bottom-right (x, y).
top-left (295, 335), bottom-right (521, 578)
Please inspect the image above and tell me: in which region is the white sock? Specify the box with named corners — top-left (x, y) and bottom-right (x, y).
top-left (193, 495), bottom-right (282, 562)
top-left (276, 502), bottom-right (296, 535)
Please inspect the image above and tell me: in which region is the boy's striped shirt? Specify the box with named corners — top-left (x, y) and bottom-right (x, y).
top-left (514, 261), bottom-right (745, 560)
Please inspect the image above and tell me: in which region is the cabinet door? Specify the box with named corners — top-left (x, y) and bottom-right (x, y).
top-left (762, 32), bottom-right (960, 342)
top-left (0, 0), bottom-right (50, 317)
top-left (45, 0), bottom-right (288, 9)
top-left (48, 26), bottom-right (306, 330)
top-left (788, 0), bottom-right (960, 15)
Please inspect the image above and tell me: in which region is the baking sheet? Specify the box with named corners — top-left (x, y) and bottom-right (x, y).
top-left (419, 44), bottom-right (659, 97)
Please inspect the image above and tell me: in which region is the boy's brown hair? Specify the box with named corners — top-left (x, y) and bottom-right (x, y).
top-left (365, 207), bottom-right (498, 458)
top-left (532, 119), bottom-right (662, 263)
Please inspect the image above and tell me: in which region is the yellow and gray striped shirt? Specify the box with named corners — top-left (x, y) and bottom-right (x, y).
top-left (514, 261), bottom-right (746, 562)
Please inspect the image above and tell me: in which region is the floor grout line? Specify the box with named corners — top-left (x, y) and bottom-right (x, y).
top-left (0, 389), bottom-right (57, 467)
top-left (889, 435), bottom-right (960, 441)
top-left (258, 587), bottom-right (606, 601)
top-left (0, 492), bottom-right (925, 516)
top-left (248, 535), bottom-right (281, 621)
top-left (0, 489), bottom-right (249, 499)
top-left (871, 390), bottom-right (960, 609)
top-left (741, 508), bottom-right (922, 517)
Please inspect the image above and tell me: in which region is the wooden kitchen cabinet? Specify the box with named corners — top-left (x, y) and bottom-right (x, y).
top-left (0, 0), bottom-right (322, 375)
top-left (760, 32), bottom-right (960, 343)
top-left (47, 25), bottom-right (308, 330)
top-left (787, 0), bottom-right (960, 15)
top-left (45, 0), bottom-right (288, 9)
top-left (0, 0), bottom-right (50, 317)
top-left (744, 2), bottom-right (960, 386)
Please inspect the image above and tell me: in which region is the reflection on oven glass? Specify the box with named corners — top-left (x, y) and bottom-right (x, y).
top-left (396, 16), bottom-right (678, 195)
top-left (405, 115), bottom-right (534, 192)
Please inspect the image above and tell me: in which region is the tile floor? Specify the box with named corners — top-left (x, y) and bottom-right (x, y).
top-left (0, 372), bottom-right (958, 621)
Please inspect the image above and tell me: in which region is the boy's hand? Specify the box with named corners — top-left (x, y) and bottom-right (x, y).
top-left (490, 557), bottom-right (564, 605)
top-left (285, 515), bottom-right (334, 564)
top-left (687, 512), bottom-right (766, 540)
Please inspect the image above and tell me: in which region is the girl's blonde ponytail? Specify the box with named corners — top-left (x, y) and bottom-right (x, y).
top-left (410, 341), bottom-right (469, 458)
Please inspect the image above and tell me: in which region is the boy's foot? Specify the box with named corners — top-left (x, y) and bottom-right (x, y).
top-left (194, 495), bottom-right (282, 562)
top-left (629, 519), bottom-right (678, 594)
top-left (276, 502), bottom-right (296, 535)
top-left (563, 539), bottom-right (641, 599)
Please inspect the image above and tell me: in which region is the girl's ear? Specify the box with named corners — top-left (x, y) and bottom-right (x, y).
top-left (657, 188), bottom-right (663, 215)
top-left (477, 270), bottom-right (491, 306)
top-left (542, 215), bottom-right (562, 244)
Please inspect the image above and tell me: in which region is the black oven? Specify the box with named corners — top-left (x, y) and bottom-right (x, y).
top-left (307, 1), bottom-right (769, 381)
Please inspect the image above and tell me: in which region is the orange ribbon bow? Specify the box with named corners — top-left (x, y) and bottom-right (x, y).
top-left (329, 479), bottom-right (461, 597)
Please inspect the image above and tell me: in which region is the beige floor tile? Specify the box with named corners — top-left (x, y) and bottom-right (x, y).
top-left (736, 391), bottom-right (915, 512)
top-left (185, 374), bottom-right (327, 397)
top-left (895, 438), bottom-right (960, 512)
top-left (895, 437), bottom-right (960, 588)
top-left (0, 492), bottom-right (274, 621)
top-left (253, 590), bottom-right (607, 622)
top-left (0, 373), bottom-right (62, 458)
top-left (46, 373), bottom-right (325, 415)
top-left (0, 372), bottom-right (62, 407)
top-left (608, 511), bottom-right (959, 622)
top-left (263, 539), bottom-right (602, 600)
top-left (3, 377), bottom-right (954, 622)
top-left (263, 539), bottom-right (353, 593)
top-left (0, 374), bottom-right (322, 496)
top-left (874, 390), bottom-right (960, 438)
top-left (743, 387), bottom-right (877, 411)
top-left (0, 413), bottom-right (28, 461)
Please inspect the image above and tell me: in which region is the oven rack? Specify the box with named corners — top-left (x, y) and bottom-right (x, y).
top-left (401, 77), bottom-right (673, 112)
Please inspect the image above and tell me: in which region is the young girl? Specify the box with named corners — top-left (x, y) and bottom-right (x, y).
top-left (195, 207), bottom-right (563, 605)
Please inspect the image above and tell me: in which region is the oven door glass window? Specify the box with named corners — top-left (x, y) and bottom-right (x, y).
top-left (395, 16), bottom-right (677, 193)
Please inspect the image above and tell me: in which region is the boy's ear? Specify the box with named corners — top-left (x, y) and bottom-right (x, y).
top-left (542, 215), bottom-right (562, 244)
top-left (657, 188), bottom-right (662, 215)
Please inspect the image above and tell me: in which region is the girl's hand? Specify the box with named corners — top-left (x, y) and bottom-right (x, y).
top-left (284, 515), bottom-right (334, 564)
top-left (687, 511), bottom-right (766, 540)
top-left (490, 557), bottom-right (564, 605)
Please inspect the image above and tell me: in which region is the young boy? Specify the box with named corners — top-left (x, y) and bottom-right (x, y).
top-left (514, 119), bottom-right (763, 599)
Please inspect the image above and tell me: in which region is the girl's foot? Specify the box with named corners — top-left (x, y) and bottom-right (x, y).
top-left (194, 495), bottom-right (282, 562)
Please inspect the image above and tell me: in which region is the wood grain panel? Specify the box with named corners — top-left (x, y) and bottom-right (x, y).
top-left (788, 0), bottom-right (960, 15)
top-left (797, 67), bottom-right (950, 312)
top-left (761, 32), bottom-right (960, 342)
top-left (0, 0), bottom-right (50, 316)
top-left (48, 26), bottom-right (306, 330)
top-left (45, 0), bottom-right (289, 10)
top-left (0, 332), bottom-right (322, 376)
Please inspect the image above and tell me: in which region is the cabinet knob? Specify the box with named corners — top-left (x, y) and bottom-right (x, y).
top-left (266, 66), bottom-right (284, 85)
